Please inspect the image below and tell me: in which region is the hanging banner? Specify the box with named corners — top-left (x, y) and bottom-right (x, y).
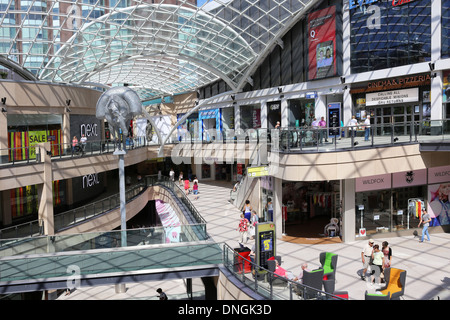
top-left (308, 6), bottom-right (337, 80)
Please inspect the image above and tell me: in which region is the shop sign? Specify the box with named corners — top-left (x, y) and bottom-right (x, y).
top-left (80, 123), bottom-right (98, 137)
top-left (248, 166), bottom-right (269, 177)
top-left (306, 91), bottom-right (317, 99)
top-left (349, 0), bottom-right (415, 10)
top-left (392, 169), bottom-right (426, 188)
top-left (428, 165), bottom-right (450, 184)
top-left (82, 173), bottom-right (100, 189)
top-left (356, 173), bottom-right (391, 192)
top-left (351, 74), bottom-right (431, 94)
top-left (366, 88), bottom-right (418, 106)
top-left (349, 0), bottom-right (379, 10)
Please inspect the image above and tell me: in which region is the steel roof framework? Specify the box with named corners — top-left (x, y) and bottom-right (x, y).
top-left (0, 0), bottom-right (316, 100)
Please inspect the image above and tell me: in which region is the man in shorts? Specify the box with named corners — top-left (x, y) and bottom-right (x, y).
top-left (361, 239), bottom-right (374, 281)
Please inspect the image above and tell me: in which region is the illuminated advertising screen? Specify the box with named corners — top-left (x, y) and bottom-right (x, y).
top-left (308, 6), bottom-right (337, 80)
top-left (255, 222), bottom-right (276, 272)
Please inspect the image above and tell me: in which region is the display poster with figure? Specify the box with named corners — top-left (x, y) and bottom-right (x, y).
top-left (308, 6), bottom-right (336, 80)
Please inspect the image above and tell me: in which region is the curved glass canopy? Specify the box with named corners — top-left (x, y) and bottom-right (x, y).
top-left (0, 0), bottom-right (316, 100)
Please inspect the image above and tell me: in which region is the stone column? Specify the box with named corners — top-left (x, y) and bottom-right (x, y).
top-left (37, 142), bottom-right (54, 235)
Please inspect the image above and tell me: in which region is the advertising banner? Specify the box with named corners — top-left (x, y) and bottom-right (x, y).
top-left (308, 6), bottom-right (336, 80)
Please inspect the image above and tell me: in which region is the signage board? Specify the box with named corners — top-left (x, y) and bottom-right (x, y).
top-left (366, 88), bottom-right (418, 106)
top-left (247, 166), bottom-right (269, 177)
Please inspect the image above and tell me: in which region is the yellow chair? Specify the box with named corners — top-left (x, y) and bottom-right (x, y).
top-left (377, 267), bottom-right (406, 300)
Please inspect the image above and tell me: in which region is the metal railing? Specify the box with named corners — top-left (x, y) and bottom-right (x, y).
top-left (222, 243), bottom-right (345, 300)
top-left (0, 175), bottom-right (207, 240)
top-left (0, 137), bottom-right (147, 166)
top-left (273, 119), bottom-right (450, 153)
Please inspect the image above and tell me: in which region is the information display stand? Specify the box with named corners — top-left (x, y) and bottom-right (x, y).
top-left (255, 222), bottom-right (276, 276)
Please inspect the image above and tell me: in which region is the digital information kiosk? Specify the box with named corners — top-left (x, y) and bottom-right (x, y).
top-left (255, 222), bottom-right (276, 275)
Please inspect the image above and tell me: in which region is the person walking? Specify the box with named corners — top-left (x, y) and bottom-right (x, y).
top-left (364, 115), bottom-right (371, 141)
top-left (193, 181), bottom-right (199, 200)
top-left (156, 288), bottom-right (168, 300)
top-left (249, 210), bottom-right (259, 240)
top-left (361, 239), bottom-right (374, 281)
top-left (184, 178), bottom-right (190, 195)
top-left (318, 116), bottom-right (328, 143)
top-left (371, 244), bottom-right (384, 286)
top-left (381, 241), bottom-right (392, 282)
top-left (72, 136), bottom-right (78, 153)
top-left (169, 168), bottom-right (175, 181)
top-left (349, 116), bottom-right (358, 138)
top-left (418, 208), bottom-right (431, 242)
top-left (243, 200), bottom-right (252, 222)
top-left (237, 213), bottom-right (249, 244)
top-left (80, 134), bottom-right (87, 155)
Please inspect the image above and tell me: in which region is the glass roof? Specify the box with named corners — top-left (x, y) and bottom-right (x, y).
top-left (0, 0), bottom-right (316, 100)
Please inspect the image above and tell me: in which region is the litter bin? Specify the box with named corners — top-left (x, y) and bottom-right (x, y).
top-left (233, 247), bottom-right (252, 274)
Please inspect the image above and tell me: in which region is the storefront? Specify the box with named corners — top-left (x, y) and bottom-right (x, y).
top-left (221, 107), bottom-right (234, 140)
top-left (199, 108), bottom-right (222, 142)
top-left (267, 101), bottom-right (281, 129)
top-left (282, 179), bottom-right (340, 236)
top-left (355, 165), bottom-right (450, 237)
top-left (177, 112), bottom-right (199, 142)
top-left (7, 114), bottom-right (63, 161)
top-left (288, 97), bottom-right (315, 127)
top-left (350, 74), bottom-right (432, 136)
top-left (70, 114), bottom-right (102, 142)
top-left (240, 104), bottom-right (261, 131)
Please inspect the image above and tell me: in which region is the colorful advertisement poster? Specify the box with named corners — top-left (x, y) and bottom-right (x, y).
top-left (428, 183), bottom-right (450, 227)
top-left (308, 6), bottom-right (336, 80)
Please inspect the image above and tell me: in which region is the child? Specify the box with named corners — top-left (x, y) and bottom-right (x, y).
top-left (193, 181), bottom-right (199, 200)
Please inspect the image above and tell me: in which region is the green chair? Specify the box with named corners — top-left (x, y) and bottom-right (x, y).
top-left (365, 290), bottom-right (390, 300)
top-left (319, 252), bottom-right (338, 281)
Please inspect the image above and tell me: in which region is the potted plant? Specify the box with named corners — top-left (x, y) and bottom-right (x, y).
top-left (0, 71), bottom-right (8, 79)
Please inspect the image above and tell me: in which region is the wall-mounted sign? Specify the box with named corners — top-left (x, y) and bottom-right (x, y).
top-left (392, 169), bottom-right (426, 188)
top-left (428, 165), bottom-right (450, 184)
top-left (248, 166), bottom-right (269, 177)
top-left (308, 6), bottom-right (337, 80)
top-left (356, 173), bottom-right (391, 192)
top-left (82, 173), bottom-right (100, 189)
top-left (306, 91), bottom-right (318, 99)
top-left (366, 88), bottom-right (418, 106)
top-left (80, 123), bottom-right (98, 137)
top-left (351, 74), bottom-right (431, 94)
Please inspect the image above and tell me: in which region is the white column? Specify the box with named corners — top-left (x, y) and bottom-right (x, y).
top-left (430, 0), bottom-right (443, 122)
top-left (342, 178), bottom-right (356, 243)
top-left (281, 98), bottom-right (288, 128)
top-left (261, 101), bottom-right (268, 129)
top-left (315, 94), bottom-right (327, 119)
top-left (274, 177), bottom-right (283, 238)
